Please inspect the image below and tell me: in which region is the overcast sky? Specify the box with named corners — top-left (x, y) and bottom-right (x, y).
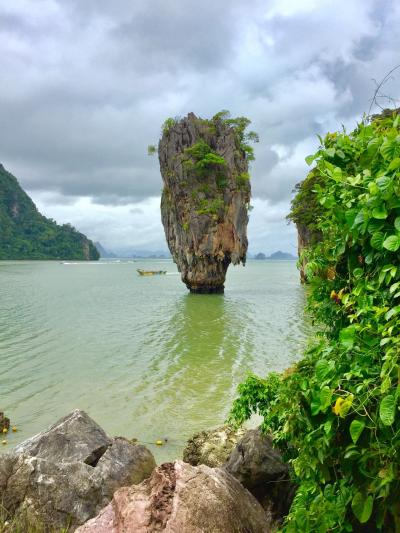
top-left (1, 0), bottom-right (399, 254)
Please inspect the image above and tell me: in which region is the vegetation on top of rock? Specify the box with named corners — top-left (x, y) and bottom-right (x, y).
top-left (182, 140), bottom-right (227, 177)
top-left (212, 110), bottom-right (259, 161)
top-left (150, 109), bottom-right (258, 167)
top-left (162, 117), bottom-right (178, 134)
top-left (287, 168), bottom-right (325, 234)
top-left (0, 164), bottom-right (99, 260)
top-left (230, 110), bottom-right (400, 531)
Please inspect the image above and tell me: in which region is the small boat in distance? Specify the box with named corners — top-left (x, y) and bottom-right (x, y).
top-left (137, 269), bottom-right (167, 276)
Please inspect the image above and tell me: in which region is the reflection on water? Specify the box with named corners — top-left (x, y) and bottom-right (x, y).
top-left (129, 294), bottom-right (255, 456)
top-left (0, 259), bottom-right (309, 461)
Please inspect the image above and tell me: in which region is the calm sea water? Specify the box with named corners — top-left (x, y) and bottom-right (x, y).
top-left (0, 259), bottom-right (308, 462)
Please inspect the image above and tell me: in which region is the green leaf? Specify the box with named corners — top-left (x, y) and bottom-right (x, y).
top-left (388, 157), bottom-right (400, 171)
top-left (350, 419), bottom-right (365, 444)
top-left (370, 232), bottom-right (384, 250)
top-left (352, 493), bottom-right (373, 524)
top-left (353, 210), bottom-right (367, 228)
top-left (394, 217), bottom-right (400, 232)
top-left (310, 398), bottom-right (321, 416)
top-left (385, 306), bottom-right (400, 320)
top-left (305, 154), bottom-right (316, 165)
top-left (353, 267), bottom-right (363, 278)
top-left (325, 147), bottom-right (336, 158)
top-left (368, 181), bottom-right (379, 195)
top-left (372, 205), bottom-right (388, 219)
top-left (315, 360), bottom-right (333, 382)
top-left (379, 394), bottom-right (396, 426)
top-left (319, 387), bottom-right (333, 411)
top-left (389, 281), bottom-right (400, 294)
top-left (340, 326), bottom-right (356, 349)
top-left (383, 235), bottom-right (400, 252)
top-left (381, 139), bottom-right (397, 160)
top-left (376, 176), bottom-right (391, 192)
top-left (368, 218), bottom-right (384, 233)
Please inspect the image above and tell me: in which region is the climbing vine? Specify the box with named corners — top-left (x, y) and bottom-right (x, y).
top-left (230, 110), bottom-right (400, 531)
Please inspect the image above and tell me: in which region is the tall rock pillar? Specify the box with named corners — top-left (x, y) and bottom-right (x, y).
top-left (158, 112), bottom-right (252, 293)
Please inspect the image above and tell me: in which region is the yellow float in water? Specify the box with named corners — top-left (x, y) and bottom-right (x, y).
top-left (155, 440), bottom-right (164, 446)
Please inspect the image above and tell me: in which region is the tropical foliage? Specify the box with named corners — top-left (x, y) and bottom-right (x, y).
top-left (230, 111), bottom-right (400, 531)
top-left (0, 165), bottom-right (99, 260)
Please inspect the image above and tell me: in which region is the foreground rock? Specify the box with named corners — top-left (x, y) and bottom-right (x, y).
top-left (225, 428), bottom-right (295, 522)
top-left (159, 112), bottom-right (251, 293)
top-left (77, 460), bottom-right (272, 532)
top-left (0, 410), bottom-right (156, 529)
top-left (183, 425), bottom-right (246, 467)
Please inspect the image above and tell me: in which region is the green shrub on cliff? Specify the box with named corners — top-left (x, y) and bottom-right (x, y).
top-left (183, 140), bottom-right (227, 177)
top-left (230, 111), bottom-right (400, 531)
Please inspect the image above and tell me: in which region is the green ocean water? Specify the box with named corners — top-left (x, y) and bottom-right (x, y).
top-left (0, 259), bottom-right (308, 462)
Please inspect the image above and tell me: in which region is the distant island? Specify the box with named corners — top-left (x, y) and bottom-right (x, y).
top-left (95, 242), bottom-right (117, 258)
top-left (0, 164), bottom-right (99, 260)
top-left (254, 250), bottom-right (296, 260)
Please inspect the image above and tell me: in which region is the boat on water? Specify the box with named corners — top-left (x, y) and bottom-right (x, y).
top-left (137, 269), bottom-right (167, 276)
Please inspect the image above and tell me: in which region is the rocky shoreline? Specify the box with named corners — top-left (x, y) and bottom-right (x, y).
top-left (0, 410), bottom-right (293, 532)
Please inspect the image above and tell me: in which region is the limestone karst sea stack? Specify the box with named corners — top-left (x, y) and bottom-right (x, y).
top-left (157, 111), bottom-right (256, 293)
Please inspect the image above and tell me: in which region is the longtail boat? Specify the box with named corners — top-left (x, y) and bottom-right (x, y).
top-left (137, 269), bottom-right (167, 276)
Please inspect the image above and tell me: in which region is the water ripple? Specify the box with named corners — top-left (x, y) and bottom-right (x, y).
top-left (0, 259), bottom-right (310, 461)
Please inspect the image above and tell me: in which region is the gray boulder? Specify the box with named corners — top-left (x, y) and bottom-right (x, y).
top-left (14, 409), bottom-right (111, 464)
top-left (225, 428), bottom-right (294, 522)
top-left (183, 425), bottom-right (246, 467)
top-left (225, 428), bottom-right (288, 487)
top-left (76, 460), bottom-right (273, 532)
top-left (0, 409), bottom-right (156, 530)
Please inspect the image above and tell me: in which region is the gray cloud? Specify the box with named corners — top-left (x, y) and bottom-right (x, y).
top-left (1, 0), bottom-right (400, 250)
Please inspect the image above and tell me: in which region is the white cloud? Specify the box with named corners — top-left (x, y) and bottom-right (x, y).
top-left (1, 0), bottom-right (400, 252)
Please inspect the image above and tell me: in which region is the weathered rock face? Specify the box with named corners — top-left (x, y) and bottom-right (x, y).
top-left (76, 460), bottom-right (272, 532)
top-left (159, 113), bottom-right (251, 293)
top-left (225, 428), bottom-right (295, 523)
top-left (183, 425), bottom-right (246, 468)
top-left (0, 410), bottom-right (156, 529)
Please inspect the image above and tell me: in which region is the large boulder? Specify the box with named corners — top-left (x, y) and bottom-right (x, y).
top-left (225, 428), bottom-right (295, 522)
top-left (76, 460), bottom-right (272, 532)
top-left (0, 410), bottom-right (156, 529)
top-left (182, 425), bottom-right (246, 468)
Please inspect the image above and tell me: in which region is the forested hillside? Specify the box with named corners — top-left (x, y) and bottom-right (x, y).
top-left (0, 164), bottom-right (99, 260)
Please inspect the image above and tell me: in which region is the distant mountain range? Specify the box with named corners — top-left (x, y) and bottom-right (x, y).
top-left (95, 244), bottom-right (171, 259)
top-left (95, 244), bottom-right (295, 261)
top-left (0, 164), bottom-right (99, 260)
top-left (254, 250), bottom-right (296, 260)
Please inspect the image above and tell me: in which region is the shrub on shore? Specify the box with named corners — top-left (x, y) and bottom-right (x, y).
top-left (230, 110), bottom-right (400, 531)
